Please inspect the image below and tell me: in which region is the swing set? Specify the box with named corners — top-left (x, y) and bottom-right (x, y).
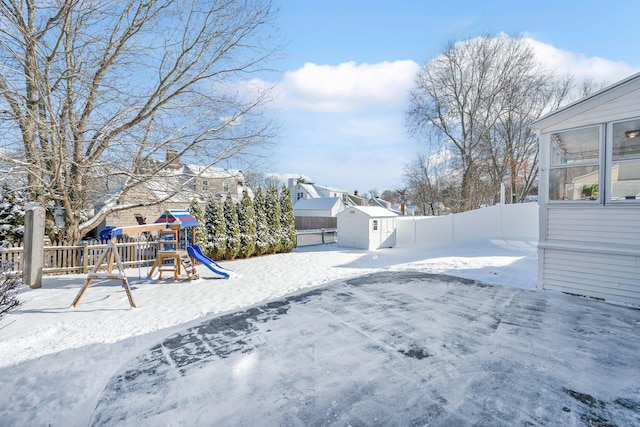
top-left (72, 210), bottom-right (200, 308)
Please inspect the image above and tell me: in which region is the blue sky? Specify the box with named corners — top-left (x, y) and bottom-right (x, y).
top-left (261, 0), bottom-right (640, 195)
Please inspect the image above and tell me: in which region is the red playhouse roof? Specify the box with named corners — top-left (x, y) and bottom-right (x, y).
top-left (155, 209), bottom-right (199, 228)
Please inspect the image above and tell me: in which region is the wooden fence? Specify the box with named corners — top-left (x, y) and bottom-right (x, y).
top-left (1, 239), bottom-right (160, 277)
top-left (1, 229), bottom-right (338, 277)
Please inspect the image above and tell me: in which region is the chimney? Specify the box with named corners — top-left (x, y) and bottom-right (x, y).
top-left (354, 190), bottom-right (359, 197)
top-left (166, 149), bottom-right (180, 165)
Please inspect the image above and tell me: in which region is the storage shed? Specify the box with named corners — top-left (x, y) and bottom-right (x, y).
top-left (532, 72), bottom-right (640, 306)
top-left (337, 206), bottom-right (397, 250)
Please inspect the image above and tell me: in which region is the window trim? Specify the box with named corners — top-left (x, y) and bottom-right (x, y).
top-left (548, 124), bottom-right (604, 204)
top-left (606, 117), bottom-right (640, 204)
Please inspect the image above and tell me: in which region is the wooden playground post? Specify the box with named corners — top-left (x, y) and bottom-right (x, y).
top-left (72, 223), bottom-right (172, 308)
top-left (72, 240), bottom-right (137, 308)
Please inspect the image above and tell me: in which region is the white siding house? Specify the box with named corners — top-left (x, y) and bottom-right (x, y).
top-left (336, 206), bottom-right (397, 250)
top-left (532, 72), bottom-right (640, 306)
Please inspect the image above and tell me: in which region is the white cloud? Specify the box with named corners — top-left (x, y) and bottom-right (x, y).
top-left (274, 60), bottom-right (420, 113)
top-left (524, 37), bottom-right (637, 84)
top-left (263, 39), bottom-right (639, 192)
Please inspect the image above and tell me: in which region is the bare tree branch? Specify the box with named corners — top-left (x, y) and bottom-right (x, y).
top-left (0, 0), bottom-right (280, 243)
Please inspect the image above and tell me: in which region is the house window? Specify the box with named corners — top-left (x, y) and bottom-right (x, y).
top-left (372, 220), bottom-right (378, 231)
top-left (609, 118), bottom-right (640, 201)
top-left (549, 126), bottom-right (601, 201)
top-left (202, 180), bottom-right (209, 192)
top-left (297, 192), bottom-right (303, 201)
top-left (223, 181), bottom-right (229, 193)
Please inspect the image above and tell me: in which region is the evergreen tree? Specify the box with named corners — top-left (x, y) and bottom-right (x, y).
top-left (237, 189), bottom-right (257, 258)
top-left (0, 185), bottom-right (25, 247)
top-left (223, 193), bottom-right (240, 260)
top-left (204, 196), bottom-right (226, 260)
top-left (190, 198), bottom-right (206, 248)
top-left (266, 185), bottom-right (282, 254)
top-left (253, 187), bottom-right (270, 256)
top-left (279, 186), bottom-right (296, 252)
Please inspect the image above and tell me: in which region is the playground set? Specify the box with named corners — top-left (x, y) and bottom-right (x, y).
top-left (72, 209), bottom-right (231, 308)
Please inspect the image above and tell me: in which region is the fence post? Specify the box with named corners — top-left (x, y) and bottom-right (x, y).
top-left (23, 203), bottom-right (45, 289)
top-left (83, 241), bottom-right (89, 274)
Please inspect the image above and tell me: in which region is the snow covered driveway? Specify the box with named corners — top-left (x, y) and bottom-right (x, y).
top-left (89, 271), bottom-right (640, 426)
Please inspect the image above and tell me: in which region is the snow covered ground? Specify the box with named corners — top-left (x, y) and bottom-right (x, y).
top-left (0, 239), bottom-right (638, 426)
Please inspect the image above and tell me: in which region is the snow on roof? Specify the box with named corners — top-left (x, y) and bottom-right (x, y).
top-left (339, 205), bottom-right (397, 217)
top-left (184, 164), bottom-right (244, 180)
top-left (299, 183), bottom-right (320, 199)
top-left (294, 197), bottom-right (342, 210)
top-left (313, 184), bottom-right (347, 193)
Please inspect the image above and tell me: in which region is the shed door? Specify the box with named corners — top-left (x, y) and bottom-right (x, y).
top-left (379, 218), bottom-right (395, 248)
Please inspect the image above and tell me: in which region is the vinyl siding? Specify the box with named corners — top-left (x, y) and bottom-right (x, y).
top-left (542, 248), bottom-right (640, 306)
top-left (545, 206), bottom-right (640, 245)
top-left (536, 73), bottom-right (640, 306)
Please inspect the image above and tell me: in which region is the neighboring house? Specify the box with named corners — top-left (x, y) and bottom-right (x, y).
top-left (293, 197), bottom-right (345, 217)
top-left (288, 178), bottom-right (351, 205)
top-left (95, 151), bottom-right (251, 233)
top-left (336, 206), bottom-right (397, 250)
top-left (293, 197), bottom-right (345, 230)
top-left (288, 178), bottom-right (370, 209)
top-left (532, 71), bottom-right (640, 306)
top-left (370, 197), bottom-right (419, 216)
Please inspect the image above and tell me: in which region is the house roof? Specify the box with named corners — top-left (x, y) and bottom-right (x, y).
top-left (299, 183), bottom-right (320, 199)
top-left (184, 164), bottom-right (244, 180)
top-left (313, 184), bottom-right (347, 193)
top-left (294, 197), bottom-right (343, 210)
top-left (532, 71), bottom-right (640, 131)
top-left (338, 205), bottom-right (397, 218)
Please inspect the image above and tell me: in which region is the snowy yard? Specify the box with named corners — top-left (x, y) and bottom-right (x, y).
top-left (1, 240), bottom-right (638, 426)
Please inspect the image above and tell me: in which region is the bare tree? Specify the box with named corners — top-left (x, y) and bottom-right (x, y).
top-left (481, 72), bottom-right (574, 203)
top-left (404, 151), bottom-right (449, 216)
top-left (406, 34), bottom-right (573, 211)
top-left (0, 0), bottom-right (279, 243)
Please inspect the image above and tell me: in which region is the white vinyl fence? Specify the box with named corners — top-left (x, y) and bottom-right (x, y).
top-left (396, 203), bottom-right (538, 248)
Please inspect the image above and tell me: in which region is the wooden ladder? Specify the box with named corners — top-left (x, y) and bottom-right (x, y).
top-left (178, 250), bottom-right (199, 280)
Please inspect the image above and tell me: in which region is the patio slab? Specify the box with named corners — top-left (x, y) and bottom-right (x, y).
top-left (90, 271), bottom-right (640, 426)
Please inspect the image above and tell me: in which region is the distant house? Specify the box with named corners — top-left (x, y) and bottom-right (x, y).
top-left (288, 178), bottom-right (350, 204)
top-left (293, 197), bottom-right (345, 217)
top-left (95, 151), bottom-right (251, 232)
top-left (532, 71), bottom-right (640, 306)
top-left (288, 178), bottom-right (372, 208)
top-left (337, 206), bottom-right (397, 250)
top-left (292, 197), bottom-right (346, 230)
top-left (369, 197), bottom-right (420, 216)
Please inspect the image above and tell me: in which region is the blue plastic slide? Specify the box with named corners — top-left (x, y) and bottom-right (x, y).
top-left (187, 245), bottom-right (231, 279)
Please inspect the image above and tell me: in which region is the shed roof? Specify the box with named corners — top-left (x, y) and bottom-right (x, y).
top-left (338, 206), bottom-right (397, 218)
